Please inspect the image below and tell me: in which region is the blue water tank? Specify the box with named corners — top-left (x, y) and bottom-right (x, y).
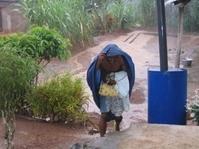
top-left (148, 68), bottom-right (187, 125)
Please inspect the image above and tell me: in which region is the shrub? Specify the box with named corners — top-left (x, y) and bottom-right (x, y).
top-left (0, 34), bottom-right (20, 49)
top-left (0, 50), bottom-right (38, 104)
top-left (27, 26), bottom-right (71, 62)
top-left (27, 74), bottom-right (89, 123)
top-left (0, 26), bottom-right (71, 116)
top-left (0, 26), bottom-right (71, 63)
top-left (187, 89), bottom-right (199, 125)
top-left (0, 49), bottom-right (38, 148)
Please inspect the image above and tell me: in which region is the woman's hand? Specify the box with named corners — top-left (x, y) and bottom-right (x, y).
top-left (96, 53), bottom-right (106, 68)
top-left (98, 53), bottom-right (106, 62)
top-left (107, 80), bottom-right (116, 85)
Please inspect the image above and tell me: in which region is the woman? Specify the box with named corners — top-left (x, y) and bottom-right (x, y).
top-left (87, 44), bottom-right (135, 137)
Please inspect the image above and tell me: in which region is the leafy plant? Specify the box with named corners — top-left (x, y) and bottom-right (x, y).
top-left (0, 49), bottom-right (38, 149)
top-left (27, 74), bottom-right (89, 123)
top-left (187, 89), bottom-right (199, 125)
top-left (0, 26), bottom-right (71, 63)
top-left (0, 26), bottom-right (71, 119)
top-left (27, 26), bottom-right (71, 62)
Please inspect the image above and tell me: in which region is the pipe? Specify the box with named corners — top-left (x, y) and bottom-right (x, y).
top-left (156, 0), bottom-right (168, 71)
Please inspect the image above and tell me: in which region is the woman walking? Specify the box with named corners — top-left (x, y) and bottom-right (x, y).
top-left (87, 44), bottom-right (135, 137)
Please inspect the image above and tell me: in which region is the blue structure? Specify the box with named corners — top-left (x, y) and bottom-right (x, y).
top-left (148, 68), bottom-right (187, 125)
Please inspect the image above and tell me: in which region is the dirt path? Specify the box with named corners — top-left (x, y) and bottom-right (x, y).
top-left (0, 117), bottom-right (96, 149)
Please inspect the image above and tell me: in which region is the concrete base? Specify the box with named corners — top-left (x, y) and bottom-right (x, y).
top-left (84, 123), bottom-right (199, 149)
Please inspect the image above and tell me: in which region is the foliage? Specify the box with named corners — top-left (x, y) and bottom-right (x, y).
top-left (0, 49), bottom-right (38, 149)
top-left (0, 50), bottom-right (38, 106)
top-left (183, 0), bottom-right (199, 32)
top-left (107, 0), bottom-right (135, 30)
top-left (0, 34), bottom-right (20, 49)
top-left (27, 26), bottom-right (71, 61)
top-left (133, 0), bottom-right (199, 32)
top-left (132, 0), bottom-right (156, 27)
top-left (0, 48), bottom-right (39, 111)
top-left (19, 0), bottom-right (137, 38)
top-left (0, 26), bottom-right (71, 116)
top-left (19, 0), bottom-right (93, 48)
top-left (87, 0), bottom-right (136, 34)
top-left (27, 74), bottom-right (89, 123)
top-left (0, 26), bottom-right (71, 63)
top-left (18, 0), bottom-right (199, 36)
top-left (165, 0), bottom-right (199, 32)
top-left (187, 89), bottom-right (199, 125)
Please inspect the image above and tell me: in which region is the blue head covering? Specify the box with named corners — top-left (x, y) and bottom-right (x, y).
top-left (86, 44), bottom-right (135, 108)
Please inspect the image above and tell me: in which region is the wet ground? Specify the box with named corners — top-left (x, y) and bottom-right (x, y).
top-left (0, 117), bottom-right (94, 149)
top-left (1, 30), bottom-right (199, 148)
top-left (84, 123), bottom-right (199, 149)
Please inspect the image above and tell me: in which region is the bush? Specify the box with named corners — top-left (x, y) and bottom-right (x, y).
top-left (0, 48), bottom-right (39, 112)
top-left (187, 89), bottom-right (199, 125)
top-left (0, 50), bottom-right (38, 106)
top-left (27, 26), bottom-right (71, 61)
top-left (0, 26), bottom-right (71, 63)
top-left (27, 74), bottom-right (89, 123)
top-left (0, 49), bottom-right (38, 148)
top-left (0, 26), bottom-right (71, 114)
top-left (0, 34), bottom-right (20, 49)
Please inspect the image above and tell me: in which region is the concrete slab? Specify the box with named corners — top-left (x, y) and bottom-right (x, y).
top-left (84, 123), bottom-right (199, 149)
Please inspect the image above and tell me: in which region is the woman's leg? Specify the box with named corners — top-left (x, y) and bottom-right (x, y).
top-left (99, 113), bottom-right (108, 137)
top-left (115, 116), bottom-right (123, 131)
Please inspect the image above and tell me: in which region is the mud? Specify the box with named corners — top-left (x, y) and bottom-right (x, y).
top-left (0, 117), bottom-right (95, 149)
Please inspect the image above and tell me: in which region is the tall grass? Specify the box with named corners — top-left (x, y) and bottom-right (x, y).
top-left (20, 0), bottom-right (93, 48)
top-left (183, 0), bottom-right (199, 32)
top-left (20, 0), bottom-right (137, 38)
top-left (165, 0), bottom-right (199, 32)
top-left (132, 0), bottom-right (199, 32)
top-left (88, 0), bottom-right (136, 33)
top-left (107, 0), bottom-right (135, 30)
top-left (19, 0), bottom-right (199, 41)
top-left (133, 0), bottom-right (156, 27)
